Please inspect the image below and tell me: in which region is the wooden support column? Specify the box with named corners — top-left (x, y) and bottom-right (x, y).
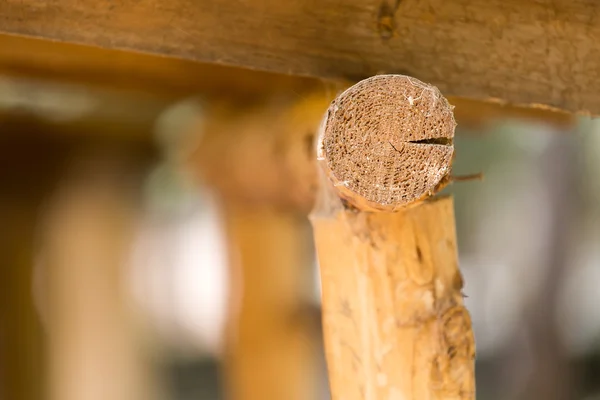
top-left (310, 76), bottom-right (475, 399)
top-left (192, 90), bottom-right (333, 400)
top-left (39, 151), bottom-right (155, 400)
top-left (198, 95), bottom-right (328, 400)
top-left (0, 200), bottom-right (45, 400)
top-left (191, 90), bottom-right (574, 217)
top-left (4, 0), bottom-right (600, 113)
top-left (222, 203), bottom-right (317, 400)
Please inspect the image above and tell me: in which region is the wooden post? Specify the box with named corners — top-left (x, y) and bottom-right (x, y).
top-left (221, 203), bottom-right (317, 400)
top-left (193, 91), bottom-right (339, 212)
top-left (311, 75), bottom-right (476, 399)
top-left (193, 92), bottom-right (331, 400)
top-left (0, 199), bottom-right (45, 400)
top-left (0, 126), bottom-right (73, 400)
top-left (189, 86), bottom-right (573, 217)
top-left (39, 152), bottom-right (156, 400)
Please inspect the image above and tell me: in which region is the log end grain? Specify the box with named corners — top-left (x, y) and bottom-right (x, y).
top-left (317, 75), bottom-right (456, 212)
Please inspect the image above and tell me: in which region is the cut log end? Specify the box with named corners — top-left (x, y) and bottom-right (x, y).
top-left (318, 75), bottom-right (456, 211)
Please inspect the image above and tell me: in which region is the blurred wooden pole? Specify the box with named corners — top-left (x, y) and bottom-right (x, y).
top-left (193, 93), bottom-right (327, 400)
top-left (0, 128), bottom-right (72, 400)
top-left (40, 153), bottom-right (154, 400)
top-left (221, 203), bottom-right (317, 400)
top-left (0, 199), bottom-right (44, 400)
top-left (190, 91), bottom-right (574, 214)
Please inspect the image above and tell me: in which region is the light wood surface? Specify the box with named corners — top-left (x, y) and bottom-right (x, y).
top-left (41, 157), bottom-right (155, 400)
top-left (312, 198), bottom-right (475, 399)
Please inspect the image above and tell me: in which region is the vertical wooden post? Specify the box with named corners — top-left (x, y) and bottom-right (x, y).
top-left (195, 94), bottom-right (335, 400)
top-left (0, 199), bottom-right (44, 400)
top-left (222, 203), bottom-right (317, 400)
top-left (40, 153), bottom-right (155, 400)
top-left (0, 129), bottom-right (69, 400)
top-left (311, 75), bottom-right (475, 399)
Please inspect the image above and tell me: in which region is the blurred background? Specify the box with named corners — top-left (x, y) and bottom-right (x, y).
top-left (1, 65), bottom-right (599, 400)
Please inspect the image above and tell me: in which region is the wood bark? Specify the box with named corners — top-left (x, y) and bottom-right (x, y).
top-left (312, 197), bottom-right (475, 400)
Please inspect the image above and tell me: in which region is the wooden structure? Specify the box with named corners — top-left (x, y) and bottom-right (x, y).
top-left (312, 75), bottom-right (474, 399)
top-left (0, 1), bottom-right (589, 399)
top-left (1, 0), bottom-right (599, 114)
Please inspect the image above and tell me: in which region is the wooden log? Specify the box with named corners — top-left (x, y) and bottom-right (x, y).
top-left (313, 198), bottom-right (475, 400)
top-left (0, 66), bottom-right (572, 145)
top-left (310, 75), bottom-right (475, 399)
top-left (221, 203), bottom-right (317, 400)
top-left (191, 89), bottom-right (574, 212)
top-left (2, 0), bottom-right (600, 113)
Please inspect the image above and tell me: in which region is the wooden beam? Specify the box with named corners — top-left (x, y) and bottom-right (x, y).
top-left (312, 197), bottom-right (475, 400)
top-left (0, 35), bottom-right (322, 100)
top-left (1, 0), bottom-right (599, 113)
top-left (191, 89), bottom-right (574, 212)
top-left (0, 200), bottom-right (44, 400)
top-left (0, 126), bottom-right (74, 400)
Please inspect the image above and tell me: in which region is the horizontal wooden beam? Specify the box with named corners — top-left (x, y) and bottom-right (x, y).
top-left (0, 35), bottom-right (322, 100)
top-left (190, 91), bottom-right (574, 212)
top-left (1, 0), bottom-right (599, 113)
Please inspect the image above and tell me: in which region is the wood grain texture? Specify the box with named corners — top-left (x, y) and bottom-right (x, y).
top-left (0, 35), bottom-right (321, 100)
top-left (1, 0), bottom-right (599, 113)
top-left (317, 75), bottom-right (456, 212)
top-left (311, 197), bottom-right (475, 400)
